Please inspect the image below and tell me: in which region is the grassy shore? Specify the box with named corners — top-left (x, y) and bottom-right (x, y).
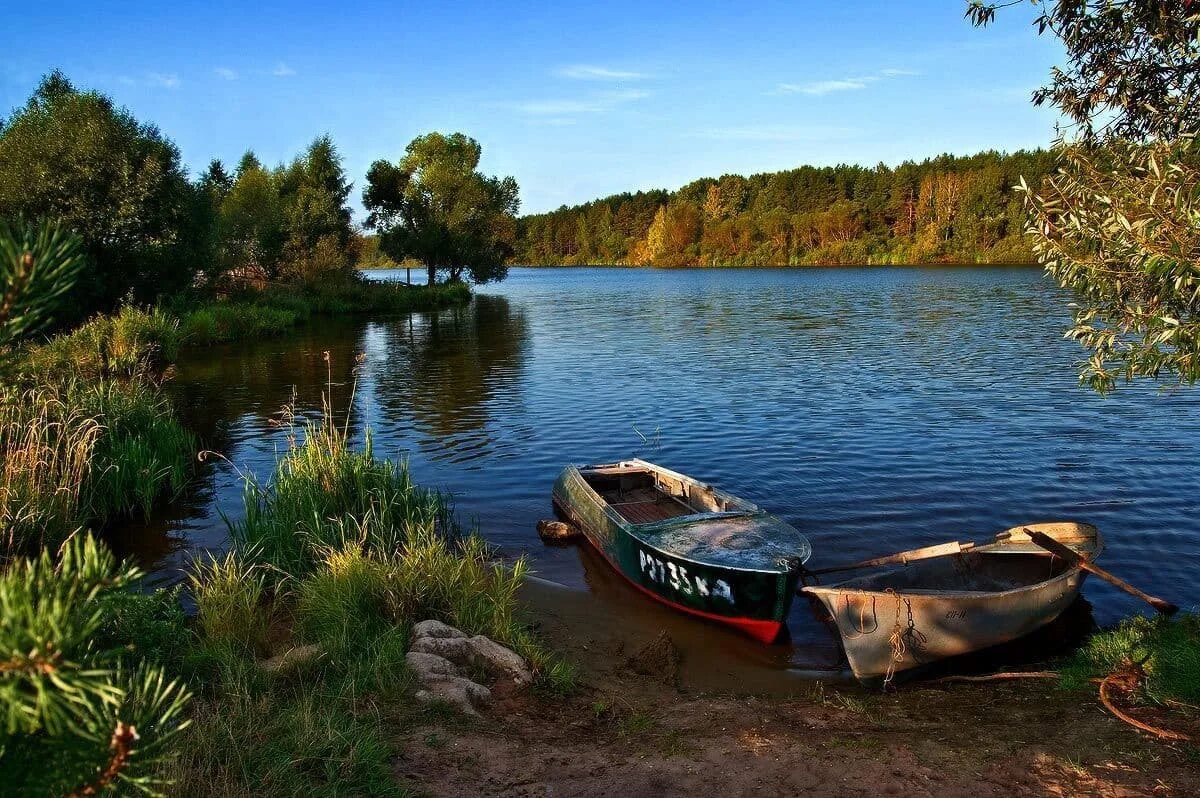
top-left (155, 401), bottom-right (569, 796)
top-left (2, 277), bottom-right (471, 558)
top-left (2, 391), bottom-right (566, 796)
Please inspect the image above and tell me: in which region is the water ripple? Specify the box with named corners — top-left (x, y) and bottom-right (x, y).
top-left (139, 266), bottom-right (1200, 654)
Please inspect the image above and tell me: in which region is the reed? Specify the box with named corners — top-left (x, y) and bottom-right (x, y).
top-left (0, 384), bottom-right (100, 553)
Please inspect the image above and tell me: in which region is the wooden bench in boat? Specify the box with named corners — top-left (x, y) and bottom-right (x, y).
top-left (599, 485), bottom-right (695, 525)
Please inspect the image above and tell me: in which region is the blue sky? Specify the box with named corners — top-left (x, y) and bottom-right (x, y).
top-left (3, 1), bottom-right (1063, 217)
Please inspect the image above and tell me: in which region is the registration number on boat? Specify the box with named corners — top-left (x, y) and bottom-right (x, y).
top-left (638, 549), bottom-right (734, 605)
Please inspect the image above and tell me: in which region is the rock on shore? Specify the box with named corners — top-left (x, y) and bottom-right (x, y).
top-left (406, 620), bottom-right (532, 715)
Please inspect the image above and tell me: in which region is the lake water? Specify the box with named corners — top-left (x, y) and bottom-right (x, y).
top-left (117, 266), bottom-right (1200, 673)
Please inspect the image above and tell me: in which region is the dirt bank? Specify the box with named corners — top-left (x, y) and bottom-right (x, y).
top-left (390, 578), bottom-right (1199, 797)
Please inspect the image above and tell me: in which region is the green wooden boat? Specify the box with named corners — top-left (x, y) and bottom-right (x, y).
top-left (552, 459), bottom-right (812, 643)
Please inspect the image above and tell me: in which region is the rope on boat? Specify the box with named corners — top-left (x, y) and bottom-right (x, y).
top-left (838, 592), bottom-right (878, 638)
top-left (883, 589), bottom-right (927, 690)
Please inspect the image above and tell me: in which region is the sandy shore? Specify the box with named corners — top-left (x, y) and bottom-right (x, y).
top-left (389, 577), bottom-right (1199, 796)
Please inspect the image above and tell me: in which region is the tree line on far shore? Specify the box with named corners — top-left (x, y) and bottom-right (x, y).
top-left (514, 149), bottom-right (1055, 267)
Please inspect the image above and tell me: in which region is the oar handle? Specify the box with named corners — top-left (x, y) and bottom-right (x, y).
top-left (1025, 529), bottom-right (1179, 617)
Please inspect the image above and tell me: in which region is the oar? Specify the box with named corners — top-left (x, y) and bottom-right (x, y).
top-left (1025, 528), bottom-right (1179, 616)
top-left (806, 540), bottom-right (976, 576)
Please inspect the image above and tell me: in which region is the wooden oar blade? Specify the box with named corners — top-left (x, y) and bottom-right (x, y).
top-left (1025, 528), bottom-right (1179, 616)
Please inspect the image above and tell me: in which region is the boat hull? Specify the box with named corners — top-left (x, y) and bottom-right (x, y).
top-left (553, 465), bottom-right (801, 644)
top-left (805, 569), bottom-right (1087, 680)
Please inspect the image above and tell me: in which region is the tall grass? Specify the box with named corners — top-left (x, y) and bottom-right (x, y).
top-left (180, 302), bottom-right (302, 345)
top-left (159, 677), bottom-right (411, 798)
top-left (72, 378), bottom-right (195, 518)
top-left (176, 278), bottom-right (472, 345)
top-left (231, 379), bottom-right (545, 662)
top-left (232, 403), bottom-right (452, 579)
top-left (0, 384), bottom-right (100, 552)
top-left (189, 551), bottom-right (269, 652)
top-left (22, 304), bottom-right (182, 379)
top-left (0, 378), bottom-right (195, 555)
top-left (162, 371), bottom-right (569, 793)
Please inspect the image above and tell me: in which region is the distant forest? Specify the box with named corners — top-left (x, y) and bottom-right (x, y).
top-left (513, 150), bottom-right (1055, 266)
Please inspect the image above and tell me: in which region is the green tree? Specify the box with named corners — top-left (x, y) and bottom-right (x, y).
top-left (198, 159), bottom-right (234, 203)
top-left (218, 157), bottom-right (285, 279)
top-left (967, 0), bottom-right (1200, 142)
top-left (0, 72), bottom-right (199, 315)
top-left (280, 137), bottom-right (354, 255)
top-left (970, 1), bottom-right (1200, 390)
top-left (512, 152), bottom-right (1045, 267)
top-left (363, 132), bottom-right (520, 285)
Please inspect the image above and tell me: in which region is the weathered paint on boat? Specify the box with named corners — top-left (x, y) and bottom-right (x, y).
top-left (552, 459), bottom-right (812, 643)
top-left (802, 522), bottom-right (1101, 681)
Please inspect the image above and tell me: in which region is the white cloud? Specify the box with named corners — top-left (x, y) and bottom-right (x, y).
top-left (777, 78), bottom-right (873, 96)
top-left (774, 68), bottom-right (918, 97)
top-left (557, 64), bottom-right (648, 81)
top-left (147, 72), bottom-right (180, 89)
top-left (502, 88), bottom-right (650, 116)
top-left (215, 67), bottom-right (238, 80)
top-left (118, 72), bottom-right (179, 89)
top-left (272, 62), bottom-right (296, 77)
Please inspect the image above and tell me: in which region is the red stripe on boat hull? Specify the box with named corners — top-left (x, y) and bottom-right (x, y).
top-left (581, 536), bottom-right (786, 645)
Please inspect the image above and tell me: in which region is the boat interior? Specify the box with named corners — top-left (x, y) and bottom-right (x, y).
top-left (581, 465), bottom-right (742, 525)
top-left (850, 551), bottom-right (1074, 593)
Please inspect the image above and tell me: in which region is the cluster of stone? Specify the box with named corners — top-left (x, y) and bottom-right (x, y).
top-left (405, 619), bottom-right (532, 715)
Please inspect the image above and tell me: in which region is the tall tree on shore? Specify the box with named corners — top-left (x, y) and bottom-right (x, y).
top-left (363, 132), bottom-right (519, 285)
top-left (218, 155), bottom-right (285, 279)
top-left (277, 136), bottom-right (357, 283)
top-left (0, 72), bottom-right (200, 316)
top-left (969, 1), bottom-right (1200, 391)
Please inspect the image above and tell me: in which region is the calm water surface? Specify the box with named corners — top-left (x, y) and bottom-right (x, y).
top-left (117, 267), bottom-right (1200, 672)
